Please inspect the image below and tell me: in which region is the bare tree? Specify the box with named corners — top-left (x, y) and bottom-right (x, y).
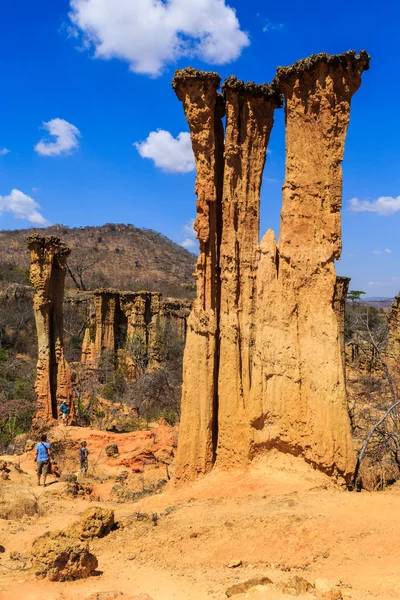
top-left (66, 254), bottom-right (102, 291)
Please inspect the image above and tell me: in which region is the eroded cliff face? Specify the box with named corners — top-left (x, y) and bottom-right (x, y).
top-left (174, 51), bottom-right (369, 484)
top-left (81, 289), bottom-right (190, 376)
top-left (27, 235), bottom-right (75, 423)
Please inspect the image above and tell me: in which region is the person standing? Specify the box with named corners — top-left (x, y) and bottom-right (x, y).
top-left (34, 434), bottom-right (51, 487)
top-left (79, 441), bottom-right (89, 476)
top-left (59, 401), bottom-right (69, 426)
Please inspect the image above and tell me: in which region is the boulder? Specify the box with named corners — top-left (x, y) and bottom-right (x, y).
top-left (283, 576), bottom-right (314, 596)
top-left (106, 444), bottom-right (119, 457)
top-left (68, 506), bottom-right (115, 540)
top-left (31, 531), bottom-right (98, 581)
top-left (226, 576), bottom-right (273, 597)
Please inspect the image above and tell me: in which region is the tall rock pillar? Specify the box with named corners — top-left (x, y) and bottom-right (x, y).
top-left (172, 68), bottom-right (224, 481)
top-left (334, 276), bottom-right (351, 373)
top-left (388, 295), bottom-right (400, 374)
top-left (249, 52), bottom-right (369, 480)
top-left (28, 235), bottom-right (75, 423)
top-left (217, 78), bottom-right (280, 466)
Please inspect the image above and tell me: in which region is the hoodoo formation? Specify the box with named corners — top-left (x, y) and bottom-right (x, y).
top-left (173, 51), bottom-right (370, 483)
top-left (334, 276), bottom-right (351, 373)
top-left (388, 295), bottom-right (400, 374)
top-left (27, 235), bottom-right (75, 423)
top-left (81, 289), bottom-right (190, 374)
top-left (172, 69), bottom-right (224, 477)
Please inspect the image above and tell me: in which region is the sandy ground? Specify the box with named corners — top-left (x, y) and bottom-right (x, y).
top-left (1, 425), bottom-right (400, 600)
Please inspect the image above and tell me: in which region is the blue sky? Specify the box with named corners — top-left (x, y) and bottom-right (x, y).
top-left (0, 0), bottom-right (399, 296)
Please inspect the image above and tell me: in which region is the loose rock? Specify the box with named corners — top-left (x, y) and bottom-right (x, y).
top-left (283, 575), bottom-right (314, 596)
top-left (31, 531), bottom-right (98, 581)
top-left (226, 576), bottom-right (273, 597)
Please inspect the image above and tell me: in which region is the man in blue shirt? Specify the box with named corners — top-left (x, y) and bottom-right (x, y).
top-left (34, 434), bottom-right (51, 486)
top-left (59, 401), bottom-right (69, 426)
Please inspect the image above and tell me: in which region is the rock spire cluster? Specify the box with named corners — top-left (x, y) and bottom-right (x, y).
top-left (27, 235), bottom-right (75, 423)
top-left (173, 51), bottom-right (370, 483)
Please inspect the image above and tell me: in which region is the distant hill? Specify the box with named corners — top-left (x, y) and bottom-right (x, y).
top-left (0, 224), bottom-right (196, 298)
top-left (358, 297), bottom-right (395, 311)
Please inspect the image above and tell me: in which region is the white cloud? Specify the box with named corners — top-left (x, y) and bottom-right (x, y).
top-left (263, 20), bottom-right (284, 32)
top-left (181, 237), bottom-right (198, 249)
top-left (34, 118), bottom-right (81, 157)
top-left (68, 0), bottom-right (250, 77)
top-left (0, 189), bottom-right (49, 226)
top-left (180, 218), bottom-right (198, 251)
top-left (135, 130), bottom-right (195, 173)
top-left (349, 196), bottom-right (400, 216)
top-left (0, 148), bottom-right (10, 155)
top-left (372, 248), bottom-right (392, 255)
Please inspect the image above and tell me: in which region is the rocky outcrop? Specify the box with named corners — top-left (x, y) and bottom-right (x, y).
top-left (81, 289), bottom-right (190, 375)
top-left (388, 294), bottom-right (400, 373)
top-left (173, 51), bottom-right (369, 483)
top-left (31, 532), bottom-right (98, 581)
top-left (27, 235), bottom-right (75, 423)
top-left (30, 507), bottom-right (113, 581)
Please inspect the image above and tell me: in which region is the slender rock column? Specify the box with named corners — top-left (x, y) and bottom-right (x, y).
top-left (388, 295), bottom-right (400, 374)
top-left (217, 78), bottom-right (280, 466)
top-left (249, 52), bottom-right (369, 480)
top-left (172, 68), bottom-right (225, 481)
top-left (28, 235), bottom-right (75, 423)
top-left (334, 276), bottom-right (351, 374)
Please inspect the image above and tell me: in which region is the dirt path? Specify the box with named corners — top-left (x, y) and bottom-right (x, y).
top-left (1, 429), bottom-right (400, 599)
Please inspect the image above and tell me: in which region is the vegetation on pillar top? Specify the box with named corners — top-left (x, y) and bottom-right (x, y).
top-left (172, 66), bottom-right (221, 98)
top-left (222, 75), bottom-right (282, 106)
top-left (274, 50), bottom-right (371, 87)
top-left (26, 234), bottom-right (71, 257)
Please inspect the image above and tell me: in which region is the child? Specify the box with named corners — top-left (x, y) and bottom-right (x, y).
top-left (79, 441), bottom-right (89, 475)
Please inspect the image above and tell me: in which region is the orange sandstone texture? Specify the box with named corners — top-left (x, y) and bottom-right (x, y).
top-left (249, 52), bottom-right (369, 480)
top-left (174, 51), bottom-right (369, 484)
top-left (172, 69), bottom-right (224, 480)
top-left (217, 78), bottom-right (281, 466)
top-left (27, 235), bottom-right (75, 423)
top-left (388, 294), bottom-right (400, 373)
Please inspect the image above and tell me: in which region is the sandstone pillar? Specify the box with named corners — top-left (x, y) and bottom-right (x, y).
top-left (334, 276), bottom-right (351, 373)
top-left (388, 295), bottom-right (400, 374)
top-left (28, 235), bottom-right (75, 423)
top-left (249, 52), bottom-right (369, 480)
top-left (172, 68), bottom-right (224, 481)
top-left (217, 78), bottom-right (280, 466)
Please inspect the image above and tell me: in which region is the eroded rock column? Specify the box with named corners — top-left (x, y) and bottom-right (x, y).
top-left (388, 295), bottom-right (400, 374)
top-left (28, 235), bottom-right (75, 423)
top-left (217, 78), bottom-right (280, 466)
top-left (249, 52), bottom-right (369, 480)
top-left (334, 276), bottom-right (351, 373)
top-left (172, 68), bottom-right (224, 481)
